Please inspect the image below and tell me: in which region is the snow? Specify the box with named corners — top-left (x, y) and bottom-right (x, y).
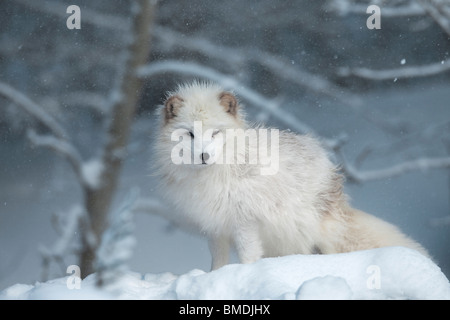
top-left (81, 158), bottom-right (104, 189)
top-left (1, 247), bottom-right (448, 300)
top-left (295, 276), bottom-right (353, 300)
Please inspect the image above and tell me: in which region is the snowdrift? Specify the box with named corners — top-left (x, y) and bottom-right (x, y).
top-left (1, 247), bottom-right (449, 300)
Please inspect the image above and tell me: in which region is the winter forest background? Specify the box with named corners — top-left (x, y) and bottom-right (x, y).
top-left (0, 0), bottom-right (449, 291)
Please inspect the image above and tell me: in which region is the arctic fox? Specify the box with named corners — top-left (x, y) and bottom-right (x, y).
top-left (154, 81), bottom-right (429, 270)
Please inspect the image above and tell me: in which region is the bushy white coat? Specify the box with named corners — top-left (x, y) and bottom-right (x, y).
top-left (153, 82), bottom-right (429, 270)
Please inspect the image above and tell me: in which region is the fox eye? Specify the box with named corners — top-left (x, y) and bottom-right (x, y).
top-left (212, 130), bottom-right (220, 136)
top-left (188, 131), bottom-right (194, 138)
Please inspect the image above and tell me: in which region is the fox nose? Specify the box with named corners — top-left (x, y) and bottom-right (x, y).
top-left (201, 152), bottom-right (210, 164)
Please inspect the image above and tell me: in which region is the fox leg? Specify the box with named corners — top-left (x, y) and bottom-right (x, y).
top-left (208, 235), bottom-right (230, 270)
top-left (233, 223), bottom-right (264, 264)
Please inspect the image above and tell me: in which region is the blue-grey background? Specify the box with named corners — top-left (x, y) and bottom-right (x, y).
top-left (1, 0), bottom-right (449, 289)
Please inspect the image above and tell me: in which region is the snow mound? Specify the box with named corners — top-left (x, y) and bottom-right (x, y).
top-left (1, 247), bottom-right (449, 300)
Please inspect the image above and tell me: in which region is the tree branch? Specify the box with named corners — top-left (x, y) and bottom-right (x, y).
top-left (137, 60), bottom-right (314, 134)
top-left (64, 91), bottom-right (109, 114)
top-left (0, 82), bottom-right (66, 139)
top-left (338, 59), bottom-right (450, 80)
top-left (39, 205), bottom-right (85, 281)
top-left (418, 0), bottom-right (450, 36)
top-left (26, 129), bottom-right (85, 183)
top-left (341, 155), bottom-right (450, 183)
top-left (138, 60), bottom-right (348, 148)
top-left (0, 82), bottom-right (88, 187)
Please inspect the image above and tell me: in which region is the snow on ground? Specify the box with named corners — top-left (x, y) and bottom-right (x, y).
top-left (1, 247), bottom-right (448, 300)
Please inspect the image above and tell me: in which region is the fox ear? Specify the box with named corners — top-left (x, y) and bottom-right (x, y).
top-left (219, 92), bottom-right (238, 116)
top-left (164, 95), bottom-right (184, 123)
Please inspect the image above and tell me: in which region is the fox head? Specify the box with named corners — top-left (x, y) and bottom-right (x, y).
top-left (157, 81), bottom-right (279, 175)
top-left (162, 82), bottom-right (243, 166)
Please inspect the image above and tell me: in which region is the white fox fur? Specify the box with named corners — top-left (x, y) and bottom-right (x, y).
top-left (153, 81), bottom-right (429, 270)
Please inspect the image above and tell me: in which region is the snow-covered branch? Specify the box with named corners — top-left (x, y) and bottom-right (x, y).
top-left (353, 121), bottom-right (450, 167)
top-left (27, 131), bottom-right (104, 190)
top-left (138, 60), bottom-right (349, 148)
top-left (250, 51), bottom-right (362, 108)
top-left (418, 0), bottom-right (450, 36)
top-left (64, 91), bottom-right (110, 115)
top-left (26, 129), bottom-right (85, 182)
top-left (338, 59), bottom-right (450, 80)
top-left (0, 82), bottom-right (91, 188)
top-left (40, 205), bottom-right (85, 281)
top-left (332, 129), bottom-right (450, 183)
top-left (0, 82), bottom-right (66, 139)
top-left (137, 60), bottom-right (314, 135)
top-left (96, 188), bottom-right (138, 288)
top-left (340, 155), bottom-right (450, 183)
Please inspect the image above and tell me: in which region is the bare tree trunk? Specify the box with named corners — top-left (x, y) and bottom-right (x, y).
top-left (79, 0), bottom-right (155, 278)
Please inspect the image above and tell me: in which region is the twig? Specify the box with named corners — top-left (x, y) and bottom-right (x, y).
top-left (96, 188), bottom-right (139, 287)
top-left (342, 155), bottom-right (450, 183)
top-left (39, 205), bottom-right (85, 281)
top-left (338, 59), bottom-right (450, 80)
top-left (0, 82), bottom-right (66, 139)
top-left (418, 0), bottom-right (450, 36)
top-left (64, 91), bottom-right (110, 114)
top-left (27, 130), bottom-right (85, 184)
top-left (137, 60), bottom-right (314, 135)
top-left (0, 82), bottom-right (87, 187)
